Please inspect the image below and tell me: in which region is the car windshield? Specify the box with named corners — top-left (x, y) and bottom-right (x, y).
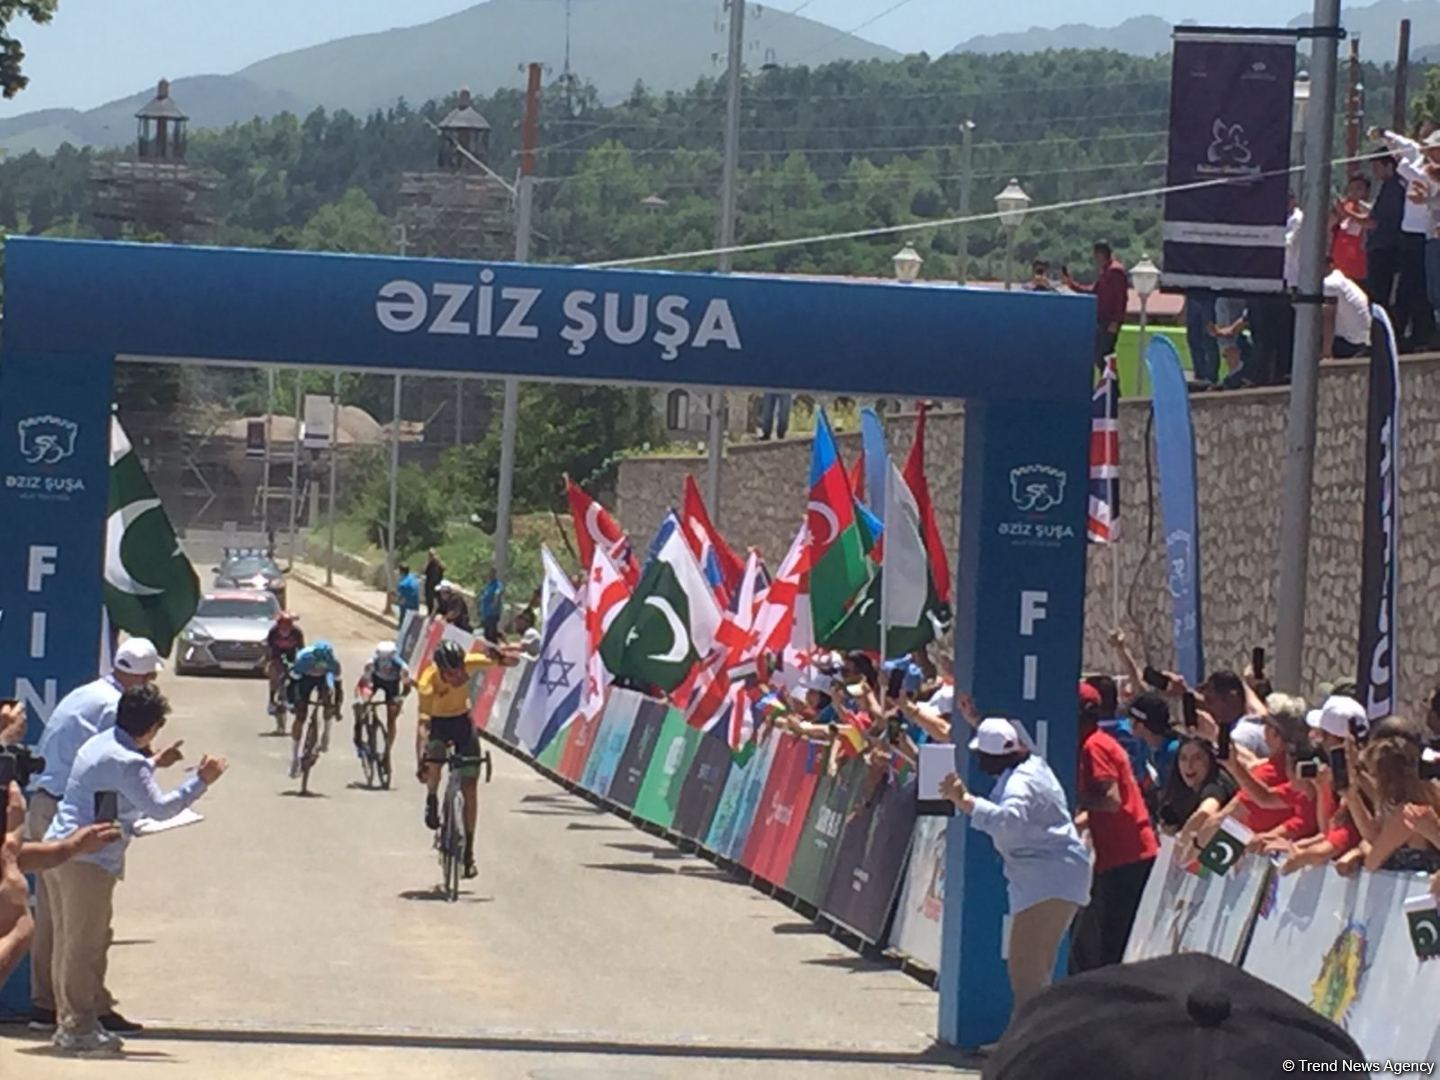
top-left (196, 596), bottom-right (278, 619)
top-left (221, 557), bottom-right (276, 578)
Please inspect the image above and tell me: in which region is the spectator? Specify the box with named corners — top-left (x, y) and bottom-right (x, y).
top-left (1127, 692), bottom-right (1179, 792)
top-left (1024, 260), bottom-right (1056, 292)
top-left (436, 580), bottom-right (471, 633)
top-left (1366, 151), bottom-right (1406, 317)
top-left (1083, 675), bottom-right (1149, 791)
top-left (985, 953), bottom-right (1365, 1080)
top-left (1330, 174), bottom-right (1371, 287)
top-left (423, 549), bottom-right (445, 615)
top-left (43, 685), bottom-right (227, 1055)
top-left (940, 717), bottom-right (1091, 1027)
top-left (479, 568), bottom-right (504, 644)
top-left (1375, 127), bottom-right (1440, 350)
top-left (1198, 670), bottom-right (1268, 758)
top-left (1345, 718), bottom-right (1440, 872)
top-left (1062, 242), bottom-right (1128, 370)
top-left (1322, 260), bottom-right (1373, 358)
top-left (1221, 694), bottom-right (1317, 848)
top-left (1249, 192), bottom-right (1301, 385)
top-left (1159, 736), bottom-right (1236, 840)
top-left (394, 562), bottom-right (421, 626)
top-left (1071, 683), bottom-right (1158, 973)
top-left (757, 393), bottom-right (792, 440)
top-left (1208, 296), bottom-right (1253, 388)
top-left (515, 609), bottom-right (542, 659)
top-left (26, 638), bottom-right (170, 1035)
top-left (1275, 696), bottom-right (1367, 873)
top-left (1183, 292), bottom-right (1221, 384)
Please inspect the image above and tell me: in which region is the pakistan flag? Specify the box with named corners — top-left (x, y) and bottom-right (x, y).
top-left (600, 561), bottom-right (698, 694)
top-left (104, 419), bottom-right (200, 657)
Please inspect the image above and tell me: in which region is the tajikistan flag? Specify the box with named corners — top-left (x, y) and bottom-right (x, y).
top-left (104, 418), bottom-right (200, 657)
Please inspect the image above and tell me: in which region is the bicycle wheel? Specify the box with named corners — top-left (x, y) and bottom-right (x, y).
top-left (441, 787), bottom-right (461, 902)
top-left (376, 720), bottom-right (393, 790)
top-left (272, 684), bottom-right (288, 734)
top-left (360, 708), bottom-right (377, 789)
top-left (300, 713), bottom-right (319, 795)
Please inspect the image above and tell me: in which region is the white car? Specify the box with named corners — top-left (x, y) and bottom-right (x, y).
top-left (176, 590), bottom-right (280, 676)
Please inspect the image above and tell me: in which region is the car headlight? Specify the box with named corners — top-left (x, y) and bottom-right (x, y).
top-left (184, 626), bottom-right (213, 644)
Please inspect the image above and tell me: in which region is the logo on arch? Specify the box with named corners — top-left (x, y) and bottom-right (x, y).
top-left (1009, 464), bottom-right (1067, 514)
top-left (18, 415), bottom-right (79, 466)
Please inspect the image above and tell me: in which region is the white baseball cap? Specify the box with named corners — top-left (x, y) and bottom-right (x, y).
top-left (969, 716), bottom-right (1022, 755)
top-left (439, 579), bottom-right (456, 592)
top-left (114, 638), bottom-right (164, 676)
top-left (1311, 695), bottom-right (1366, 740)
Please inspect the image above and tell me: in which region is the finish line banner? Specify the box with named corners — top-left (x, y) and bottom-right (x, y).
top-left (1163, 29), bottom-right (1297, 293)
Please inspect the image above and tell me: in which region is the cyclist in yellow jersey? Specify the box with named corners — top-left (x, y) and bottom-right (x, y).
top-left (415, 639), bottom-right (517, 876)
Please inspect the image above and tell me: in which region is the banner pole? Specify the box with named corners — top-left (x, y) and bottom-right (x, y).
top-left (1110, 539), bottom-right (1121, 633)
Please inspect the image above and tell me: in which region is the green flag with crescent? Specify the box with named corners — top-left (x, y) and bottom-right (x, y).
top-left (103, 418), bottom-right (200, 657)
top-left (600, 560), bottom-right (697, 693)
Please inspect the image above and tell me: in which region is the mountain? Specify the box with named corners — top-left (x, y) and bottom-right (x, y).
top-left (0, 0), bottom-right (895, 155)
top-left (951, 15), bottom-right (1175, 58)
top-left (950, 0), bottom-right (1440, 62)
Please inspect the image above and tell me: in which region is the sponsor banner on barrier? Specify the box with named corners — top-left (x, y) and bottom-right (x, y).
top-left (1124, 834), bottom-right (1270, 964)
top-left (888, 816), bottom-right (947, 971)
top-left (785, 756), bottom-right (866, 907)
top-left (671, 731), bottom-right (734, 842)
top-left (558, 704), bottom-right (606, 783)
top-left (1243, 863), bottom-right (1440, 1064)
top-left (633, 707), bottom-right (703, 830)
top-left (470, 666), bottom-right (506, 731)
top-left (821, 771), bottom-right (918, 943)
top-left (486, 662), bottom-right (526, 733)
top-left (582, 689), bottom-right (643, 797)
top-left (500, 660), bottom-right (535, 745)
top-left (536, 717), bottom-right (569, 770)
top-left (408, 616), bottom-right (445, 673)
top-left (707, 734), bottom-right (779, 861)
top-left (607, 697), bottom-right (669, 808)
top-left (742, 737), bottom-right (822, 884)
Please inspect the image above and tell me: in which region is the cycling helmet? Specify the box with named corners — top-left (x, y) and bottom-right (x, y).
top-left (312, 641), bottom-right (336, 662)
top-left (375, 641), bottom-right (397, 658)
top-left (433, 639), bottom-right (466, 671)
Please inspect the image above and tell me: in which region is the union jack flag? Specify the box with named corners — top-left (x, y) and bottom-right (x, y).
top-left (1087, 355), bottom-right (1120, 544)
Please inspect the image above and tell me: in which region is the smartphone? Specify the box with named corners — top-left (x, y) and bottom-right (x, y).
top-left (1217, 722), bottom-right (1232, 761)
top-left (1296, 759), bottom-right (1321, 780)
top-left (1251, 647), bottom-right (1266, 679)
top-left (1143, 665), bottom-right (1169, 691)
top-left (1327, 746), bottom-right (1350, 792)
top-left (94, 790), bottom-right (119, 824)
top-left (1181, 692), bottom-right (1198, 730)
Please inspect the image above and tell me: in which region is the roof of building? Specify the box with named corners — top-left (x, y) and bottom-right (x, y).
top-left (439, 88), bottom-right (492, 132)
top-left (136, 79), bottom-right (187, 122)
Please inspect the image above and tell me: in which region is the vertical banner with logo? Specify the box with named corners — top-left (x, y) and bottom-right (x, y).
top-left (1147, 338), bottom-right (1206, 685)
top-left (1163, 29), bottom-right (1297, 292)
top-left (1357, 306), bottom-right (1400, 722)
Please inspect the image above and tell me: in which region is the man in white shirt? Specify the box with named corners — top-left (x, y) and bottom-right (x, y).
top-left (1250, 194), bottom-right (1301, 386)
top-left (1375, 127), bottom-right (1440, 349)
top-left (1323, 262), bottom-right (1374, 359)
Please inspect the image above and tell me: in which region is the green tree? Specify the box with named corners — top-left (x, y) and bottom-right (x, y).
top-left (0, 0), bottom-right (55, 99)
top-left (294, 187), bottom-right (391, 253)
top-left (347, 456), bottom-right (447, 554)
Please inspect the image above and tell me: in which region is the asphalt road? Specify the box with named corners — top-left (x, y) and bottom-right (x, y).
top-left (2, 586), bottom-right (974, 1078)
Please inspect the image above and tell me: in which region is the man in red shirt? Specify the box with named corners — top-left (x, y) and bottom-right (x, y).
top-left (1064, 242), bottom-right (1130, 371)
top-left (1070, 683), bottom-right (1158, 973)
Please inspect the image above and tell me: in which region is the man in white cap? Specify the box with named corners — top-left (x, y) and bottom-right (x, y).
top-left (25, 639), bottom-right (180, 1035)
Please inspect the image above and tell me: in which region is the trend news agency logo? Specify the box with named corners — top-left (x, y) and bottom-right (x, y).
top-left (1207, 119), bottom-right (1253, 166)
top-left (1009, 464), bottom-right (1067, 514)
top-left (18, 415), bottom-right (79, 466)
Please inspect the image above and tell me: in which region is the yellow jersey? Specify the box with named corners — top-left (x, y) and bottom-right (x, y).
top-left (416, 652), bottom-right (496, 718)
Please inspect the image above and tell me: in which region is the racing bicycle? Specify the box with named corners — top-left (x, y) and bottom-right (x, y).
top-left (267, 659), bottom-right (292, 734)
top-left (434, 748), bottom-right (494, 902)
top-left (354, 685), bottom-right (404, 790)
top-left (298, 682), bottom-right (341, 796)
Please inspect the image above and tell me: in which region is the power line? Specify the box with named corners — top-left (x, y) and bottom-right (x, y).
top-left (540, 129), bottom-right (1169, 159)
top-left (791, 0), bottom-right (923, 63)
top-left (583, 152), bottom-right (1373, 268)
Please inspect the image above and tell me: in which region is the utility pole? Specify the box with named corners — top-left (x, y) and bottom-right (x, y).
top-left (1345, 35), bottom-right (1362, 160)
top-left (261, 366), bottom-right (274, 542)
top-left (1394, 19), bottom-right (1411, 132)
top-left (707, 0), bottom-right (746, 525)
top-left (326, 371), bottom-right (339, 587)
top-left (494, 61), bottom-right (541, 584)
top-left (957, 120), bottom-right (975, 284)
top-left (1274, 0), bottom-right (1342, 692)
top-left (286, 371), bottom-right (303, 571)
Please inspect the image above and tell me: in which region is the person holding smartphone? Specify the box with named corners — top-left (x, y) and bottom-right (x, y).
top-left (42, 685), bottom-right (227, 1056)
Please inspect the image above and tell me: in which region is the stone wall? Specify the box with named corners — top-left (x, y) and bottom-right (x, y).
top-left (616, 355), bottom-right (1440, 720)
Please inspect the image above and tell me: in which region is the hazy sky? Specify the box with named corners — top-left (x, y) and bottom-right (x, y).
top-left (1, 0), bottom-right (1313, 118)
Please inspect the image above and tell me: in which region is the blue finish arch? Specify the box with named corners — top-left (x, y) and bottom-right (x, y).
top-left (0, 237), bottom-right (1095, 1046)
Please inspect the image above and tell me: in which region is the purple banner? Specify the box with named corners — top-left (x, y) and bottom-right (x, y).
top-left (1358, 306), bottom-right (1400, 724)
top-left (820, 770), bottom-right (918, 943)
top-left (1163, 31), bottom-right (1296, 293)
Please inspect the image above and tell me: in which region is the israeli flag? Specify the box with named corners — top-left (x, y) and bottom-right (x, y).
top-left (516, 546), bottom-right (586, 756)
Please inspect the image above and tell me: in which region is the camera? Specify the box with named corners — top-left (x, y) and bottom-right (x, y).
top-left (0, 744), bottom-right (46, 791)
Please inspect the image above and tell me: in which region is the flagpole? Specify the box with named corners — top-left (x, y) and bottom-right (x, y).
top-left (326, 371), bottom-right (339, 588)
top-left (1110, 539), bottom-right (1121, 634)
top-left (261, 367), bottom-right (274, 549)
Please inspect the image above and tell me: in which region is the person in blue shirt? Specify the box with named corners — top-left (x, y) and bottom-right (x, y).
top-left (394, 562), bottom-right (421, 627)
top-left (1084, 674), bottom-right (1152, 794)
top-left (1128, 693), bottom-right (1179, 796)
top-left (287, 641), bottom-right (342, 778)
top-left (479, 568), bottom-right (504, 644)
top-left (354, 641), bottom-right (412, 767)
top-left (43, 684), bottom-right (227, 1056)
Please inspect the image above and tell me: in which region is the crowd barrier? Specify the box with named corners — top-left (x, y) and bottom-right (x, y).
top-left (1126, 835), bottom-right (1440, 1062)
top-left (398, 615), bottom-right (940, 971)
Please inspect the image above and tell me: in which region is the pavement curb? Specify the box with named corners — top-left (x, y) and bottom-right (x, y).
top-left (289, 569), bottom-right (395, 630)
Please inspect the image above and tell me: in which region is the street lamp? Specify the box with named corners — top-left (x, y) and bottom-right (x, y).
top-left (893, 243), bottom-right (923, 283)
top-left (995, 178), bottom-right (1031, 291)
top-left (1131, 254), bottom-right (1161, 394)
